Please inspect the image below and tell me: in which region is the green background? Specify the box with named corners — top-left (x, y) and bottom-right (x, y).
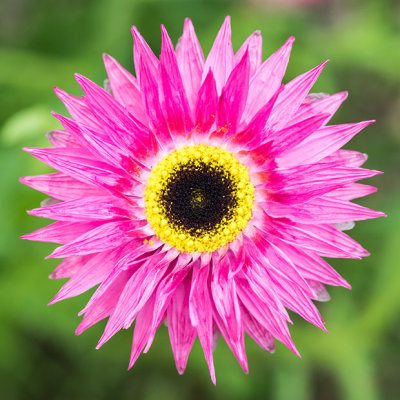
top-left (0, 0), bottom-right (399, 399)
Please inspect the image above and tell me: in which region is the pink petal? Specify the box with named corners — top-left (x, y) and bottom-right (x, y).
top-left (264, 196), bottom-right (385, 223)
top-left (167, 276), bottom-right (196, 374)
top-left (217, 50), bottom-right (250, 136)
top-left (268, 61), bottom-right (328, 131)
top-left (202, 16), bottom-right (233, 94)
top-left (236, 270), bottom-right (300, 356)
top-left (46, 130), bottom-right (78, 148)
top-left (194, 70), bottom-right (218, 135)
top-left (144, 253), bottom-right (194, 351)
top-left (28, 196), bottom-right (131, 221)
top-left (269, 113), bottom-right (329, 155)
top-left (176, 18), bottom-right (205, 114)
top-left (234, 31), bottom-right (262, 77)
top-left (211, 256), bottom-right (248, 373)
top-left (50, 255), bottom-right (84, 279)
top-left (128, 293), bottom-right (157, 369)
top-left (20, 173), bottom-right (105, 201)
top-left (131, 25), bottom-right (159, 85)
top-left (47, 219), bottom-right (149, 259)
top-left (53, 87), bottom-right (103, 131)
top-left (97, 249), bottom-right (179, 348)
top-left (21, 221), bottom-right (103, 244)
top-left (159, 25), bottom-right (193, 133)
top-left (290, 91), bottom-right (348, 126)
top-left (76, 268), bottom-right (131, 335)
top-left (23, 147), bottom-right (134, 196)
top-left (189, 259), bottom-right (216, 385)
top-left (102, 53), bottom-right (147, 125)
top-left (241, 305), bottom-right (275, 353)
top-left (243, 36), bottom-right (294, 122)
top-left (49, 249), bottom-right (123, 304)
top-left (277, 120), bottom-right (375, 167)
top-left (138, 58), bottom-right (174, 149)
top-left (326, 183), bottom-right (377, 200)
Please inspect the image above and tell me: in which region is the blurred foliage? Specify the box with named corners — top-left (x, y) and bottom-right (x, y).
top-left (0, 0), bottom-right (399, 399)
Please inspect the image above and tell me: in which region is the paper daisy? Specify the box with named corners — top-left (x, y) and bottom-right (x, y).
top-left (21, 16), bottom-right (384, 383)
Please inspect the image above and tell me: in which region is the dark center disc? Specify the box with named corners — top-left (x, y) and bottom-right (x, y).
top-left (160, 162), bottom-right (237, 235)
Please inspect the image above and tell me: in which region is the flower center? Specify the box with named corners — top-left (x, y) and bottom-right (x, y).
top-left (144, 144), bottom-right (254, 253)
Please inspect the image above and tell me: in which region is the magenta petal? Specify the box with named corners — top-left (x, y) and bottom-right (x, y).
top-left (241, 305), bottom-right (275, 353)
top-left (46, 130), bottom-right (78, 148)
top-left (277, 120), bottom-right (375, 167)
top-left (128, 293), bottom-right (157, 368)
top-left (326, 183), bottom-right (377, 200)
top-left (211, 255), bottom-right (248, 373)
top-left (49, 249), bottom-right (122, 304)
top-left (194, 69), bottom-right (218, 135)
top-left (77, 268), bottom-right (131, 335)
top-left (47, 220), bottom-right (148, 259)
top-left (97, 249), bottom-right (179, 348)
top-left (217, 50), bottom-right (250, 136)
top-left (269, 61), bottom-right (328, 131)
top-left (264, 196), bottom-right (385, 224)
top-left (21, 221), bottom-right (103, 244)
top-left (28, 196), bottom-right (130, 222)
top-left (176, 18), bottom-right (205, 114)
top-left (202, 16), bottom-right (234, 94)
top-left (20, 173), bottom-right (105, 201)
top-left (234, 31), bottom-right (262, 77)
top-left (243, 36), bottom-right (294, 122)
top-left (103, 53), bottom-right (147, 125)
top-left (144, 253), bottom-right (193, 351)
top-left (167, 276), bottom-right (197, 374)
top-left (131, 25), bottom-right (159, 84)
top-left (23, 147), bottom-right (134, 196)
top-left (290, 91), bottom-right (348, 126)
top-left (189, 259), bottom-right (216, 384)
top-left (160, 25), bottom-right (193, 132)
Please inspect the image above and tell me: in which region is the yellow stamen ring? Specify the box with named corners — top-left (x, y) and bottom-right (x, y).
top-left (144, 144), bottom-right (254, 253)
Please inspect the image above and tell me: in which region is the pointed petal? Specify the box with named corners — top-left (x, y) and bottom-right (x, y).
top-left (211, 257), bottom-right (248, 373)
top-left (326, 183), bottom-right (377, 200)
top-left (194, 69), bottom-right (218, 134)
top-left (269, 61), bottom-right (328, 131)
top-left (50, 256), bottom-right (82, 279)
top-left (167, 276), bottom-right (196, 374)
top-left (217, 50), bottom-right (250, 136)
top-left (131, 25), bottom-right (159, 84)
top-left (128, 294), bottom-right (157, 368)
top-left (202, 16), bottom-right (233, 94)
top-left (49, 249), bottom-right (122, 304)
top-left (144, 253), bottom-right (193, 351)
top-left (189, 260), bottom-right (216, 384)
top-left (46, 130), bottom-right (78, 148)
top-left (241, 304), bottom-right (275, 352)
top-left (243, 37), bottom-right (294, 122)
top-left (277, 120), bottom-right (375, 167)
top-left (28, 196), bottom-right (131, 222)
top-left (97, 249), bottom-right (179, 348)
top-left (264, 196), bottom-right (385, 223)
top-left (76, 268), bottom-right (131, 335)
top-left (23, 147), bottom-right (134, 196)
top-left (21, 221), bottom-right (102, 244)
top-left (290, 91), bottom-right (348, 126)
top-left (234, 31), bottom-right (262, 77)
top-left (176, 18), bottom-right (205, 114)
top-left (102, 53), bottom-right (147, 124)
top-left (47, 220), bottom-right (149, 259)
top-left (20, 173), bottom-right (105, 201)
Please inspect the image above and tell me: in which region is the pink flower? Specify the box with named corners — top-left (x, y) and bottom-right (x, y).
top-left (21, 16), bottom-right (384, 383)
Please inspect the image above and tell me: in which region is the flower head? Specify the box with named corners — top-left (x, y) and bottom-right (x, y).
top-left (21, 16), bottom-right (384, 383)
